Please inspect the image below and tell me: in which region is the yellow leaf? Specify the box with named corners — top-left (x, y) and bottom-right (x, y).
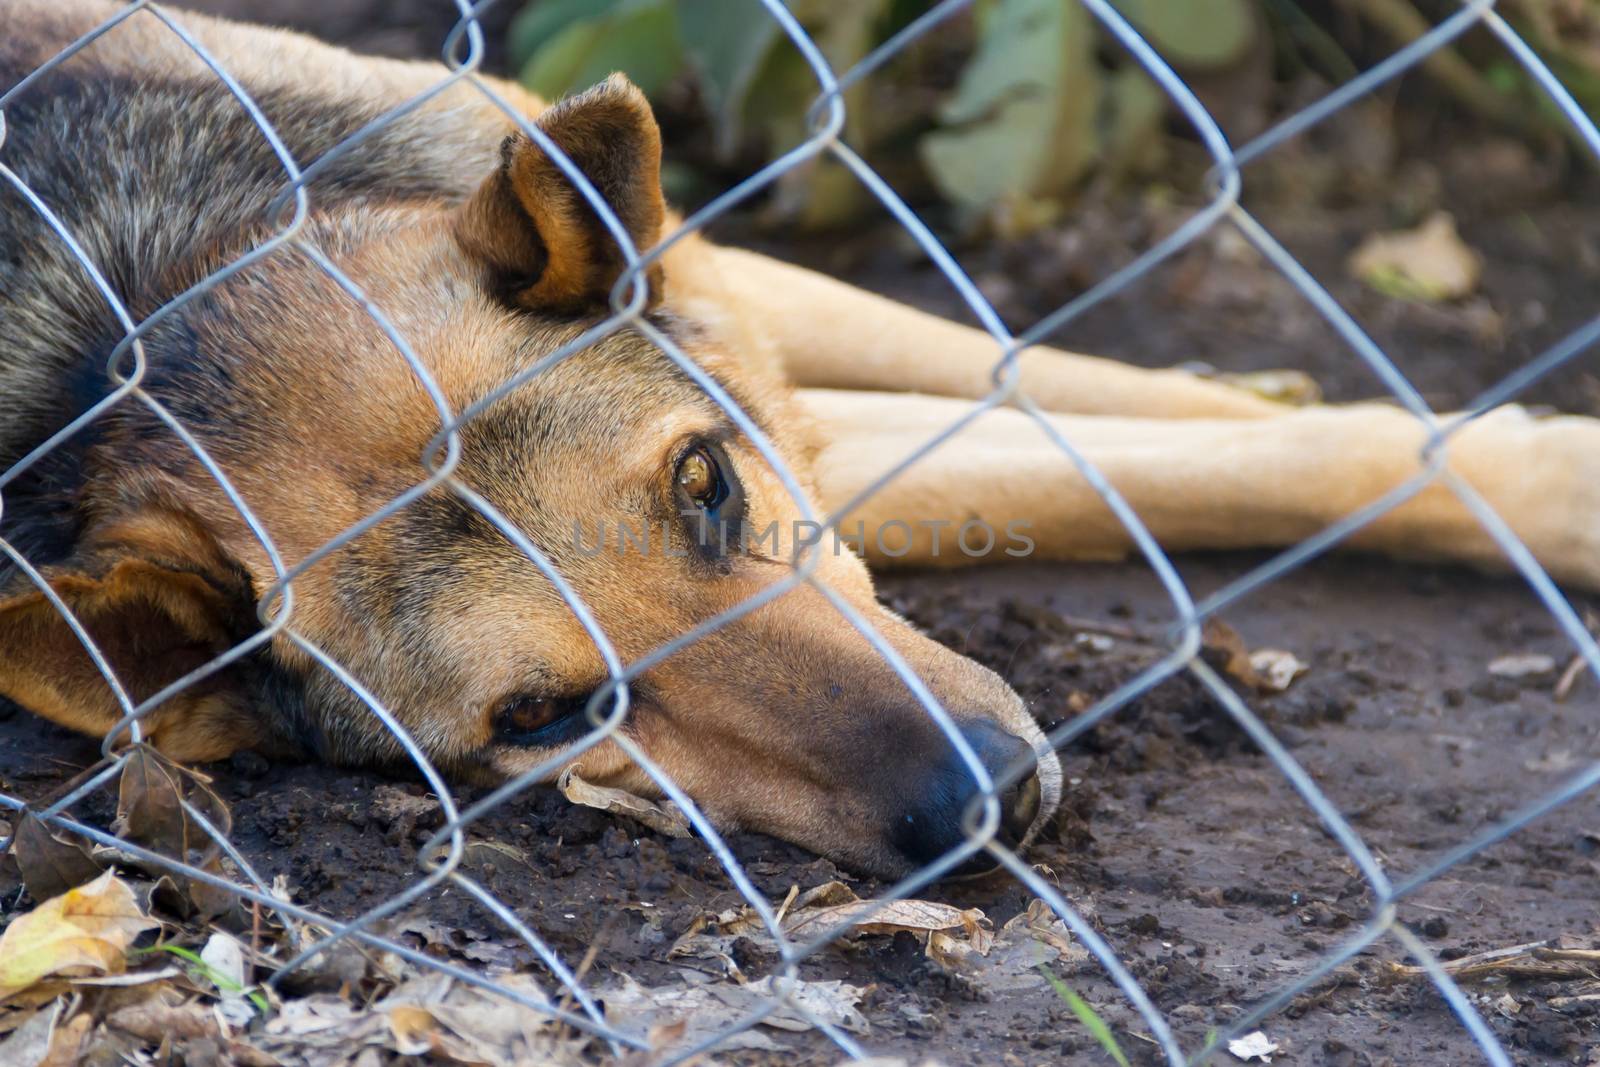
top-left (0, 871), bottom-right (159, 1001)
top-left (385, 1004), bottom-right (437, 1057)
top-left (1349, 212), bottom-right (1482, 302)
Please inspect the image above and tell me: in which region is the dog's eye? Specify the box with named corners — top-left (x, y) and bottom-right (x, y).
top-left (676, 445), bottom-right (728, 511)
top-left (493, 693), bottom-right (591, 746)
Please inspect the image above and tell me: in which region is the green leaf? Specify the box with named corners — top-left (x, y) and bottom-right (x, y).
top-left (519, 0), bottom-right (683, 100)
top-left (1114, 0), bottom-right (1256, 70)
top-left (768, 0), bottom-right (892, 228)
top-left (1101, 64), bottom-right (1167, 179)
top-left (920, 0), bottom-right (1102, 221)
top-left (138, 943), bottom-right (271, 1014)
top-left (679, 0), bottom-right (783, 158)
top-left (507, 0), bottom-right (624, 70)
top-left (1037, 966), bottom-right (1132, 1067)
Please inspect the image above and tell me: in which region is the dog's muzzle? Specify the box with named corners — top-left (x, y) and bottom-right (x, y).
top-left (892, 718), bottom-right (1051, 872)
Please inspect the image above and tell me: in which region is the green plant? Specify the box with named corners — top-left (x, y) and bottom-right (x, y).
top-left (1037, 963), bottom-right (1133, 1067)
top-left (137, 943), bottom-right (271, 1016)
top-left (509, 0), bottom-right (1258, 230)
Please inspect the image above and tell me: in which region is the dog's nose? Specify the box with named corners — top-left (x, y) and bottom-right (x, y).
top-left (892, 719), bottom-right (1043, 869)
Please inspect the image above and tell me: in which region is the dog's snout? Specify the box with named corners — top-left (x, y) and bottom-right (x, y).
top-left (891, 718), bottom-right (1043, 869)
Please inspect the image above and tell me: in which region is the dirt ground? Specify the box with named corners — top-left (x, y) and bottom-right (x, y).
top-left (3, 2), bottom-right (1599, 1064)
top-left (4, 203), bottom-right (1599, 1062)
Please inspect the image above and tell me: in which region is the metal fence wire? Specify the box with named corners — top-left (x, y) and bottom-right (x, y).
top-left (1, 0), bottom-right (1598, 1063)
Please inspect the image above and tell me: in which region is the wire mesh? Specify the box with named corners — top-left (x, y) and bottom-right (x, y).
top-left (0, 0), bottom-right (1597, 1063)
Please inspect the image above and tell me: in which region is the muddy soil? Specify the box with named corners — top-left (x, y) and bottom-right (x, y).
top-left (4, 2), bottom-right (1599, 1063)
top-left (4, 550), bottom-right (1598, 1064)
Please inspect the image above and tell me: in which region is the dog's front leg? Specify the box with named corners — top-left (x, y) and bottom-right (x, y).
top-left (802, 389), bottom-right (1600, 590)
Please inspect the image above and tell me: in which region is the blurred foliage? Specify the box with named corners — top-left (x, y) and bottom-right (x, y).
top-left (1485, 0), bottom-right (1600, 124)
top-left (508, 0), bottom-right (1600, 232)
top-left (509, 0), bottom-right (1256, 230)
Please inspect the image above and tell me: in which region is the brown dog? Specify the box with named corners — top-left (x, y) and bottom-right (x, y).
top-left (3, 0), bottom-right (1597, 877)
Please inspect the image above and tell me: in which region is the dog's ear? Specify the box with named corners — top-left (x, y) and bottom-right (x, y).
top-left (0, 508), bottom-right (265, 763)
top-left (457, 74), bottom-right (667, 312)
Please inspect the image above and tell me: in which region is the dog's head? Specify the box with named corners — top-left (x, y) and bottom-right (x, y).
top-left (0, 78), bottom-right (1059, 877)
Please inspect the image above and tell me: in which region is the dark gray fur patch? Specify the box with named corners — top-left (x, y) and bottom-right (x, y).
top-left (0, 64), bottom-right (495, 553)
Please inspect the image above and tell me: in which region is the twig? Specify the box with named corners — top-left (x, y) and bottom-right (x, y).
top-left (554, 911), bottom-right (620, 1030)
top-left (1058, 614), bottom-right (1147, 642)
top-left (1387, 938), bottom-right (1600, 982)
top-left (1534, 946), bottom-right (1600, 966)
top-left (1549, 992), bottom-right (1600, 1010)
top-left (1554, 653), bottom-right (1588, 702)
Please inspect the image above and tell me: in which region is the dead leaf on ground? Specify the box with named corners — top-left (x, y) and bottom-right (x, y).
top-left (778, 881), bottom-right (992, 950)
top-left (1349, 211), bottom-right (1482, 302)
top-left (671, 881), bottom-right (993, 977)
top-left (0, 985), bottom-right (71, 1037)
top-left (249, 972), bottom-right (587, 1067)
top-left (1228, 1029), bottom-right (1280, 1062)
top-left (1203, 620), bottom-right (1308, 693)
top-left (200, 931), bottom-right (247, 994)
top-left (557, 768), bottom-right (691, 839)
top-left (11, 814), bottom-right (104, 903)
top-left (391, 916), bottom-right (533, 975)
top-left (598, 972), bottom-right (868, 1054)
top-left (105, 997), bottom-right (226, 1044)
top-left (0, 998), bottom-right (91, 1067)
top-left (200, 931), bottom-right (257, 1028)
top-left (1249, 649), bottom-right (1309, 692)
top-left (0, 870), bottom-right (160, 1001)
top-left (929, 898), bottom-right (1090, 994)
top-left (111, 746), bottom-right (239, 922)
top-left (104, 994), bottom-right (284, 1067)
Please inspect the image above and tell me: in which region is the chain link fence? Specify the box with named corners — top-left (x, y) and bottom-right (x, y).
top-left (0, 0), bottom-right (1597, 1063)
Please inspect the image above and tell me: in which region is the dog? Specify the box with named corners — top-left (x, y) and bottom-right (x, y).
top-left (3, 0), bottom-right (1597, 878)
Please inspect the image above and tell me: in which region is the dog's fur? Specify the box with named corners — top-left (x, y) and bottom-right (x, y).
top-left (4, 0), bottom-right (1598, 876)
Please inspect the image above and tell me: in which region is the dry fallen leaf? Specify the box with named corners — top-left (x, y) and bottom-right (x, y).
top-left (200, 931), bottom-right (247, 994)
top-left (0, 998), bottom-right (91, 1067)
top-left (11, 814), bottom-right (104, 903)
top-left (598, 972), bottom-right (868, 1054)
top-left (780, 888), bottom-right (992, 952)
top-left (1248, 649), bottom-right (1309, 692)
top-left (1349, 211), bottom-right (1482, 302)
top-left (0, 870), bottom-right (160, 1001)
top-left (930, 898), bottom-right (1089, 993)
top-left (557, 767), bottom-right (691, 839)
top-left (1228, 1029), bottom-right (1280, 1062)
top-left (671, 881), bottom-right (993, 975)
top-left (200, 931), bottom-right (256, 1028)
top-left (384, 1004), bottom-right (436, 1057)
top-left (370, 974), bottom-right (586, 1066)
top-left (112, 746), bottom-right (239, 922)
top-left (233, 971), bottom-right (585, 1067)
top-left (1203, 620), bottom-right (1308, 693)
